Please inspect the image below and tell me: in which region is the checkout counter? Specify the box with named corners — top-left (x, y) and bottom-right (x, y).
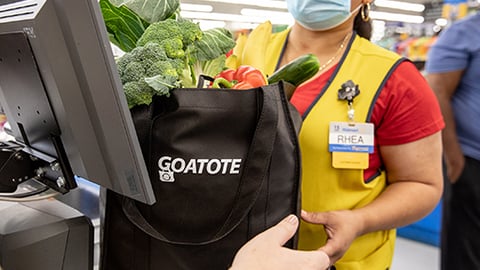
top-left (0, 126), bottom-right (100, 270)
top-left (0, 179), bottom-right (100, 270)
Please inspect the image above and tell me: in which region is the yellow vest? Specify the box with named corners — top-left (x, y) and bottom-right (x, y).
top-left (298, 35), bottom-right (404, 270)
top-left (234, 25), bottom-right (405, 269)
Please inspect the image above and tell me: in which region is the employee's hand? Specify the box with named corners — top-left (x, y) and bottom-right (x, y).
top-left (444, 146), bottom-right (465, 183)
top-left (301, 210), bottom-right (359, 265)
top-left (230, 214), bottom-right (330, 270)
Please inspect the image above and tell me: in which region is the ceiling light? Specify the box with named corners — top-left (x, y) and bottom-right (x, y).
top-left (180, 3), bottom-right (213, 12)
top-left (180, 11), bottom-right (266, 23)
top-left (229, 22), bottom-right (261, 30)
top-left (374, 0), bottom-right (425, 12)
top-left (199, 0), bottom-right (287, 9)
top-left (180, 11), bottom-right (265, 23)
top-left (372, 20), bottom-right (386, 28)
top-left (435, 18), bottom-right (448, 27)
top-left (370, 11), bottom-right (425, 23)
top-left (240, 8), bottom-right (294, 24)
top-left (371, 20), bottom-right (386, 43)
top-left (180, 10), bottom-right (293, 26)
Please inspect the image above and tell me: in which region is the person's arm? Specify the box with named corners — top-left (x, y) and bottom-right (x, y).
top-left (426, 70), bottom-right (465, 182)
top-left (230, 215), bottom-right (330, 270)
top-left (303, 131), bottom-right (444, 264)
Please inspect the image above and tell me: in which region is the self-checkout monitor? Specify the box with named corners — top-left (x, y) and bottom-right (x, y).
top-left (0, 0), bottom-right (156, 204)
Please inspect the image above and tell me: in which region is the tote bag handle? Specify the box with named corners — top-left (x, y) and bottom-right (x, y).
top-left (122, 83), bottom-right (285, 245)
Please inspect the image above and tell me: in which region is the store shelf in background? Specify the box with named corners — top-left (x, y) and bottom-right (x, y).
top-left (397, 200), bottom-right (442, 247)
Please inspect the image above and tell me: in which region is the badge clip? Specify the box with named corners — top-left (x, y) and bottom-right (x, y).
top-left (337, 80), bottom-right (360, 122)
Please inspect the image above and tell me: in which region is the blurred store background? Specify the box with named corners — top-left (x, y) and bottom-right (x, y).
top-left (179, 0), bottom-right (479, 73)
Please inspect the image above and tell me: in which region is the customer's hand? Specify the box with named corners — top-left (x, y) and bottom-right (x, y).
top-left (230, 214), bottom-right (330, 270)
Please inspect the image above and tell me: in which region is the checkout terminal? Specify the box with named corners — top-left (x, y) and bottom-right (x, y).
top-left (0, 0), bottom-right (156, 268)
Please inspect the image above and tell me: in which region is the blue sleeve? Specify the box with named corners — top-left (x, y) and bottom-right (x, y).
top-left (425, 22), bottom-right (471, 74)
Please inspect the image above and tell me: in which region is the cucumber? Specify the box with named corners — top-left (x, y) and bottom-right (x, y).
top-left (267, 53), bottom-right (320, 87)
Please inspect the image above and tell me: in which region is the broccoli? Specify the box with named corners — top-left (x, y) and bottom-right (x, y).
top-left (121, 61), bottom-right (145, 84)
top-left (169, 57), bottom-right (187, 75)
top-left (116, 42), bottom-right (182, 108)
top-left (130, 42), bottom-right (168, 65)
top-left (117, 42), bottom-right (167, 83)
top-left (123, 81), bottom-right (155, 108)
top-left (146, 61), bottom-right (178, 77)
top-left (160, 39), bottom-right (184, 59)
top-left (177, 18), bottom-right (203, 46)
top-left (136, 19), bottom-right (183, 47)
top-left (136, 19), bottom-right (203, 63)
top-left (116, 52), bottom-right (134, 78)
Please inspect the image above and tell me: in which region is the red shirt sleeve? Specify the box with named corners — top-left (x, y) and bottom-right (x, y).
top-left (372, 60), bottom-right (445, 146)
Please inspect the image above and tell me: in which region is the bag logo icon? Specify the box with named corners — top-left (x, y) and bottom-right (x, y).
top-left (158, 156), bottom-right (242, 182)
top-left (159, 169), bottom-right (175, 182)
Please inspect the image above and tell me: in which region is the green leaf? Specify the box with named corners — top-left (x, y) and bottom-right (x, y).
top-left (201, 55), bottom-right (227, 77)
top-left (100, 0), bottom-right (148, 52)
top-left (144, 75), bottom-right (178, 96)
top-left (193, 28), bottom-right (236, 62)
top-left (109, 0), bottom-right (180, 23)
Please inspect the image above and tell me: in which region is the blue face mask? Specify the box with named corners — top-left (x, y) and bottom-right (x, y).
top-left (287, 0), bottom-right (360, 31)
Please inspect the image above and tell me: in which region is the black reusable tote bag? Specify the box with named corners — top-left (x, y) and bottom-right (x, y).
top-left (101, 81), bottom-right (302, 270)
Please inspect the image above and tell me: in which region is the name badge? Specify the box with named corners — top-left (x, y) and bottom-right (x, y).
top-left (329, 122), bottom-right (374, 169)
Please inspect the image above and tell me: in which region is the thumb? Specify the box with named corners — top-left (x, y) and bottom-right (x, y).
top-left (260, 214), bottom-right (299, 246)
top-left (301, 210), bottom-right (328, 225)
top-left (316, 249), bottom-right (332, 267)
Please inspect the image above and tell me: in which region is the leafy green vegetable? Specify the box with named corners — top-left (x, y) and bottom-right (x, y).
top-left (145, 74), bottom-right (178, 96)
top-left (133, 18), bottom-right (235, 88)
top-left (193, 28), bottom-right (236, 62)
top-left (182, 28), bottom-right (236, 87)
top-left (100, 0), bottom-right (148, 52)
top-left (108, 0), bottom-right (179, 23)
top-left (101, 0), bottom-right (236, 107)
